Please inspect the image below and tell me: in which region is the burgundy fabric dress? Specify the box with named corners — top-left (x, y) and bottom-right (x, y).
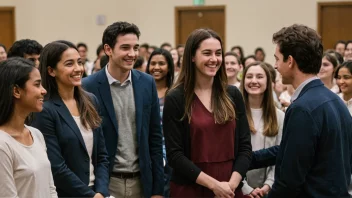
top-left (170, 96), bottom-right (248, 198)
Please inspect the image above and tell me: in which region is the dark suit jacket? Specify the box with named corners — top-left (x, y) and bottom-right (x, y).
top-left (254, 79), bottom-right (352, 198)
top-left (31, 93), bottom-right (110, 197)
top-left (82, 69), bottom-right (164, 197)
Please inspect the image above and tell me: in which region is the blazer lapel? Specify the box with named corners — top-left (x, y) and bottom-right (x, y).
top-left (132, 70), bottom-right (142, 144)
top-left (97, 69), bottom-right (119, 134)
top-left (51, 94), bottom-right (88, 154)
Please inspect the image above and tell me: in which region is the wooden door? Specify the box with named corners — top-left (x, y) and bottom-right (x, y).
top-left (0, 7), bottom-right (15, 50)
top-left (175, 6), bottom-right (226, 49)
top-left (318, 2), bottom-right (352, 50)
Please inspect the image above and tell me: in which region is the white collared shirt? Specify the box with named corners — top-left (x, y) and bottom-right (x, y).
top-left (105, 65), bottom-right (132, 86)
top-left (290, 76), bottom-right (319, 102)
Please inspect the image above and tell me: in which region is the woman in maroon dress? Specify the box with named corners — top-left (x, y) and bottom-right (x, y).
top-left (163, 28), bottom-right (252, 198)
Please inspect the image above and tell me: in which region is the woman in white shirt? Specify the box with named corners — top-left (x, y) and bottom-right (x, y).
top-left (0, 58), bottom-right (57, 198)
top-left (335, 60), bottom-right (352, 116)
top-left (240, 62), bottom-right (284, 198)
top-left (225, 52), bottom-right (243, 88)
top-left (318, 52), bottom-right (340, 93)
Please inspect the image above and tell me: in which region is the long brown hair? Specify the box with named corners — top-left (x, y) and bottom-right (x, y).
top-left (171, 29), bottom-right (235, 124)
top-left (240, 61), bottom-right (278, 136)
top-left (39, 40), bottom-right (101, 129)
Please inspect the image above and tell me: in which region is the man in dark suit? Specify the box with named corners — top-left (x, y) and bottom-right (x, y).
top-left (250, 24), bottom-right (352, 198)
top-left (82, 21), bottom-right (164, 198)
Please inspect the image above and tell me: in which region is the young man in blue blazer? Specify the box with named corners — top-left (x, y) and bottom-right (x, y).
top-left (250, 24), bottom-right (352, 198)
top-left (82, 21), bottom-right (164, 198)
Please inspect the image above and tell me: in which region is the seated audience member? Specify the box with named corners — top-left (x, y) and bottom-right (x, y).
top-left (93, 55), bottom-right (109, 74)
top-left (0, 43), bottom-right (7, 62)
top-left (32, 40), bottom-right (110, 198)
top-left (160, 42), bottom-right (172, 51)
top-left (244, 55), bottom-right (256, 67)
top-left (325, 49), bottom-right (344, 65)
top-left (254, 47), bottom-right (266, 62)
top-left (0, 58), bottom-right (57, 198)
top-left (335, 60), bottom-right (352, 115)
top-left (7, 39), bottom-right (43, 68)
top-left (133, 56), bottom-right (147, 72)
top-left (77, 42), bottom-right (94, 76)
top-left (335, 40), bottom-right (346, 56)
top-left (318, 52), bottom-right (339, 93)
top-left (240, 62), bottom-right (284, 198)
top-left (225, 52), bottom-right (242, 87)
top-left (345, 40), bottom-right (352, 61)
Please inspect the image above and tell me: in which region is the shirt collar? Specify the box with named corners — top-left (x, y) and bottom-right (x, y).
top-left (290, 76), bottom-right (319, 102)
top-left (105, 65), bottom-right (132, 86)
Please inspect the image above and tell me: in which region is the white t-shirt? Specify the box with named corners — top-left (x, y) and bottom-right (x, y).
top-left (338, 93), bottom-right (352, 116)
top-left (242, 108), bottom-right (285, 195)
top-left (0, 126), bottom-right (57, 198)
top-left (72, 116), bottom-right (95, 186)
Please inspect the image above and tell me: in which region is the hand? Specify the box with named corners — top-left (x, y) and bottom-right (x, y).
top-left (211, 181), bottom-right (234, 198)
top-left (259, 184), bottom-right (271, 195)
top-left (250, 188), bottom-right (264, 198)
top-left (93, 193), bottom-right (104, 198)
top-left (280, 99), bottom-right (290, 107)
top-left (151, 195), bottom-right (163, 198)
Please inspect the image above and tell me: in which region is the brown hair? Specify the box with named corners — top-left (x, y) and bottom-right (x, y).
top-left (172, 29), bottom-right (235, 124)
top-left (39, 41), bottom-right (101, 129)
top-left (240, 61), bottom-right (279, 137)
top-left (273, 24), bottom-right (323, 74)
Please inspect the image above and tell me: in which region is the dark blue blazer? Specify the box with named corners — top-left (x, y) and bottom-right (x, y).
top-left (31, 93), bottom-right (110, 197)
top-left (252, 79), bottom-right (352, 198)
top-left (82, 69), bottom-right (164, 197)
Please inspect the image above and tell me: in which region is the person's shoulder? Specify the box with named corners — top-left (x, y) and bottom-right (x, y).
top-left (133, 69), bottom-right (153, 82)
top-left (82, 69), bottom-right (103, 85)
top-left (166, 85), bottom-right (184, 99)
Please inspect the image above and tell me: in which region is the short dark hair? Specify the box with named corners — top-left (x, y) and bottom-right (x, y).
top-left (146, 48), bottom-right (175, 89)
top-left (160, 42), bottom-right (172, 49)
top-left (0, 57), bottom-right (35, 125)
top-left (100, 55), bottom-right (109, 68)
top-left (7, 39), bottom-right (43, 58)
top-left (0, 43), bottom-right (6, 52)
top-left (96, 44), bottom-right (104, 56)
top-left (140, 43), bottom-right (149, 50)
top-left (133, 56), bottom-right (145, 69)
top-left (243, 55), bottom-right (256, 64)
top-left (335, 40), bottom-right (346, 48)
top-left (102, 21), bottom-right (141, 49)
top-left (255, 47), bottom-right (265, 55)
top-left (77, 42), bottom-right (88, 50)
top-left (176, 44), bottom-right (184, 49)
top-left (150, 45), bottom-right (158, 51)
top-left (273, 24), bottom-right (323, 74)
top-left (346, 40), bottom-right (352, 49)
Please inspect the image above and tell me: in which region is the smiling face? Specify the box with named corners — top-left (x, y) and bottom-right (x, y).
top-left (148, 54), bottom-right (169, 82)
top-left (16, 68), bottom-right (47, 112)
top-left (48, 48), bottom-right (84, 89)
top-left (318, 56), bottom-right (334, 81)
top-left (345, 43), bottom-right (352, 61)
top-left (225, 55), bottom-right (241, 78)
top-left (193, 37), bottom-right (222, 79)
top-left (105, 33), bottom-right (139, 72)
top-left (336, 67), bottom-right (352, 96)
top-left (244, 65), bottom-right (267, 96)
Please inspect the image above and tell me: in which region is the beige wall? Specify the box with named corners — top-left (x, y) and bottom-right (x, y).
top-left (1, 0), bottom-right (351, 64)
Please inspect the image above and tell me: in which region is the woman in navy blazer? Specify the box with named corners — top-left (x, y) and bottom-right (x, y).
top-left (31, 40), bottom-right (110, 198)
